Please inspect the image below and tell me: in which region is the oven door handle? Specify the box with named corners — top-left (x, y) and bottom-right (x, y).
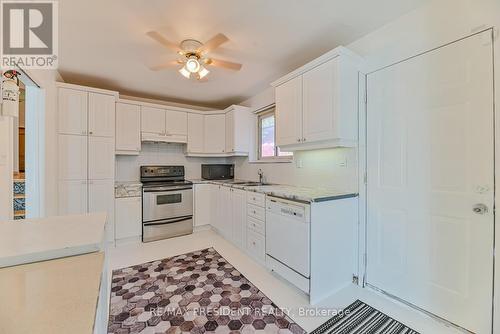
top-left (143, 216), bottom-right (192, 226)
top-left (143, 186), bottom-right (192, 193)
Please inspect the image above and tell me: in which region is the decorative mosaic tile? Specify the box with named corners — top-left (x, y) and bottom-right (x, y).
top-left (13, 197), bottom-right (25, 211)
top-left (13, 181), bottom-right (25, 195)
top-left (108, 248), bottom-right (306, 334)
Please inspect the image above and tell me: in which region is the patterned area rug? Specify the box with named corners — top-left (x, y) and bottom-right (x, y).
top-left (108, 248), bottom-right (306, 334)
top-left (310, 300), bottom-right (419, 334)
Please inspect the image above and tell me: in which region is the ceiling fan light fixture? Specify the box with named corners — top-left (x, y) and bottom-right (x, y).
top-left (198, 66), bottom-right (210, 79)
top-left (185, 57), bottom-right (200, 73)
top-left (179, 66), bottom-right (191, 78)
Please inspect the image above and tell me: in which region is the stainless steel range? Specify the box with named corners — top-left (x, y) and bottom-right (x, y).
top-left (141, 166), bottom-right (193, 242)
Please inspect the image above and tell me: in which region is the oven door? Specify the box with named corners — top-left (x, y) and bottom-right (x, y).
top-left (142, 186), bottom-right (193, 222)
top-left (143, 216), bottom-right (193, 242)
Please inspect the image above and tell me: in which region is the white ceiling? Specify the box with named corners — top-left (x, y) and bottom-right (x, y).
top-left (59, 0), bottom-right (425, 108)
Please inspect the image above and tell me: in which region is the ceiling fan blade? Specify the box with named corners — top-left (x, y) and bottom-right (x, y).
top-left (148, 60), bottom-right (182, 71)
top-left (207, 58), bottom-right (242, 71)
top-left (198, 33), bottom-right (229, 53)
top-left (146, 31), bottom-right (181, 53)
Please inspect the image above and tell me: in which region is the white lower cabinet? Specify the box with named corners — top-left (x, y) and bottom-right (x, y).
top-left (195, 184), bottom-right (265, 263)
top-left (194, 184), bottom-right (213, 227)
top-left (230, 188), bottom-right (247, 249)
top-left (58, 180), bottom-right (87, 215)
top-left (115, 197), bottom-right (142, 240)
top-left (246, 229), bottom-right (265, 262)
top-left (89, 179), bottom-right (115, 242)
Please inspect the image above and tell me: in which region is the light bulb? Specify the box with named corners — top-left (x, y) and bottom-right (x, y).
top-left (198, 66), bottom-right (209, 79)
top-left (179, 66), bottom-right (190, 78)
top-left (185, 58), bottom-right (200, 73)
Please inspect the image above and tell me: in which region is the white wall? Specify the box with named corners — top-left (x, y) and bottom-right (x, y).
top-left (116, 142), bottom-right (228, 182)
top-left (25, 69), bottom-right (63, 217)
top-left (233, 87), bottom-right (359, 192)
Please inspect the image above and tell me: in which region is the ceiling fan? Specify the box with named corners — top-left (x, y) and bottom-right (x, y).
top-left (146, 31), bottom-right (242, 80)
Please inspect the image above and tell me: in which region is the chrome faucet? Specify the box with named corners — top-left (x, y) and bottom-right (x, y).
top-left (258, 169), bottom-right (264, 184)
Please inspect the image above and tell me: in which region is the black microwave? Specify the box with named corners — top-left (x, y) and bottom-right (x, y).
top-left (201, 164), bottom-right (234, 180)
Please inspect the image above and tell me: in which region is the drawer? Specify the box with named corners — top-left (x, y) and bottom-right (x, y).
top-left (247, 191), bottom-right (265, 207)
top-left (247, 229), bottom-right (265, 261)
top-left (247, 217), bottom-right (265, 235)
top-left (247, 203), bottom-right (265, 221)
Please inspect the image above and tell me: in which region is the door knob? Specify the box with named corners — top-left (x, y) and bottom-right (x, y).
top-left (472, 204), bottom-right (488, 215)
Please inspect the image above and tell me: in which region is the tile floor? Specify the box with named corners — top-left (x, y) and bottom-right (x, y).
top-left (107, 229), bottom-right (463, 334)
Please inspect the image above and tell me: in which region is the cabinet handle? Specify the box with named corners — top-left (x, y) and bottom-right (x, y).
top-left (297, 138), bottom-right (301, 142)
top-left (303, 138), bottom-right (306, 142)
top-left (89, 131), bottom-right (93, 135)
top-left (252, 241), bottom-right (256, 246)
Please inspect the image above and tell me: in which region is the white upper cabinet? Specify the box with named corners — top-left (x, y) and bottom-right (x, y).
top-left (88, 92), bottom-right (115, 137)
top-left (272, 46), bottom-right (361, 150)
top-left (165, 110), bottom-right (187, 136)
top-left (187, 113), bottom-right (204, 153)
top-left (58, 88), bottom-right (88, 135)
top-left (141, 106), bottom-right (188, 143)
top-left (115, 103), bottom-right (141, 154)
top-left (225, 111), bottom-right (235, 153)
top-left (225, 106), bottom-right (251, 155)
top-left (275, 76), bottom-right (303, 147)
top-left (204, 114), bottom-right (226, 153)
top-left (141, 106), bottom-right (165, 135)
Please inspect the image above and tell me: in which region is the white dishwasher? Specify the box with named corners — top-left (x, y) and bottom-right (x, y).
top-left (265, 196), bottom-right (311, 293)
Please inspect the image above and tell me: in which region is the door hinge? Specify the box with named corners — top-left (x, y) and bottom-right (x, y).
top-left (364, 93), bottom-right (367, 105)
top-left (363, 172), bottom-right (367, 185)
top-left (352, 275), bottom-right (359, 285)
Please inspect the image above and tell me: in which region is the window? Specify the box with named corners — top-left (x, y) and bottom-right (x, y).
top-left (258, 107), bottom-right (293, 160)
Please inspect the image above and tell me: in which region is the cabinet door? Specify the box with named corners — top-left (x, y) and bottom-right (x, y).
top-left (58, 134), bottom-right (87, 180)
top-left (231, 188), bottom-right (247, 248)
top-left (194, 184), bottom-right (212, 227)
top-left (187, 113), bottom-right (204, 153)
top-left (58, 180), bottom-right (87, 215)
top-left (116, 103), bottom-right (141, 152)
top-left (58, 88), bottom-right (88, 135)
top-left (88, 92), bottom-right (115, 137)
top-left (219, 186), bottom-right (233, 239)
top-left (115, 197), bottom-right (142, 239)
top-left (165, 110), bottom-right (187, 136)
top-left (275, 76), bottom-right (302, 146)
top-left (89, 179), bottom-right (115, 242)
top-left (89, 136), bottom-right (114, 179)
top-left (204, 114), bottom-right (226, 153)
top-left (302, 58), bottom-right (338, 143)
top-left (225, 111), bottom-right (235, 153)
top-left (141, 106), bottom-right (166, 134)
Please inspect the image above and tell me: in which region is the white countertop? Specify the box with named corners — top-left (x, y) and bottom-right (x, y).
top-left (0, 212), bottom-right (106, 268)
top-left (190, 179), bottom-right (358, 203)
top-left (0, 252), bottom-right (104, 334)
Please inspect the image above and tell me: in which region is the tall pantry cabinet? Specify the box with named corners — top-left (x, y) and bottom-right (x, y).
top-left (57, 83), bottom-right (117, 242)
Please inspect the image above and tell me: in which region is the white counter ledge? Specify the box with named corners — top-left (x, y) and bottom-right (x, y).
top-left (0, 252), bottom-right (104, 334)
top-left (0, 212), bottom-right (106, 268)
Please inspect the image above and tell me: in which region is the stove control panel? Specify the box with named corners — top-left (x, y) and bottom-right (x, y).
top-left (141, 166), bottom-right (185, 178)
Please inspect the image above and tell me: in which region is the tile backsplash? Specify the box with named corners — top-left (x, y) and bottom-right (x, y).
top-left (115, 142), bottom-right (228, 182)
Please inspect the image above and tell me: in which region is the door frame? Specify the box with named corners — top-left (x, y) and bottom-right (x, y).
top-left (357, 28), bottom-right (498, 333)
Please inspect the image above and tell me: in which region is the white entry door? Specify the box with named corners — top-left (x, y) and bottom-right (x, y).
top-left (366, 30), bottom-right (494, 333)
